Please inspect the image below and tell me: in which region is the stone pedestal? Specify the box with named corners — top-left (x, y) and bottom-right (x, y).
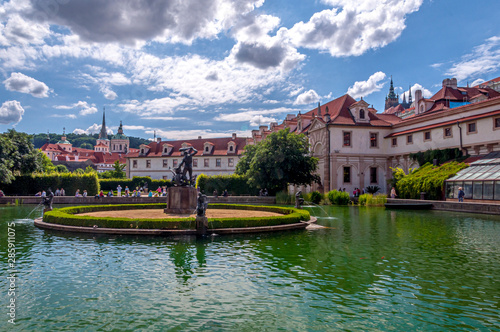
top-left (196, 215), bottom-right (208, 236)
top-left (164, 187), bottom-right (197, 214)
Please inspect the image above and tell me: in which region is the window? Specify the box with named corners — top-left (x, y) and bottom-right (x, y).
top-left (370, 167), bottom-right (377, 184)
top-left (407, 135), bottom-right (413, 144)
top-left (228, 158), bottom-right (234, 167)
top-left (163, 147), bottom-right (168, 154)
top-left (133, 160), bottom-right (137, 168)
top-left (392, 138), bottom-right (397, 146)
top-left (495, 118), bottom-right (500, 129)
top-left (343, 131), bottom-right (351, 147)
top-left (163, 159), bottom-right (168, 168)
top-left (467, 122), bottom-right (477, 134)
top-left (229, 145), bottom-right (234, 152)
top-left (343, 166), bottom-right (351, 183)
top-left (205, 146), bottom-right (210, 152)
top-left (146, 160), bottom-right (151, 168)
top-left (370, 133), bottom-right (378, 148)
top-left (360, 109), bottom-right (365, 119)
top-left (204, 158), bottom-right (209, 167)
top-left (424, 131), bottom-right (431, 141)
top-left (216, 158), bottom-right (221, 167)
top-left (193, 159), bottom-right (198, 167)
top-left (444, 127), bottom-right (452, 138)
top-left (173, 159), bottom-right (178, 168)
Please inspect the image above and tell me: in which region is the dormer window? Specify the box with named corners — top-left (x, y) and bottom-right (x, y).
top-left (360, 109), bottom-right (365, 119)
top-left (227, 141), bottom-right (236, 153)
top-left (203, 142), bottom-right (214, 154)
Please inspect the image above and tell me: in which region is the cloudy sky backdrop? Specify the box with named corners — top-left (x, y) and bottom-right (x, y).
top-left (1, 0), bottom-right (500, 140)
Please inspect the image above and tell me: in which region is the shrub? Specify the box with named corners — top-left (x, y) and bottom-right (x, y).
top-left (365, 185), bottom-right (381, 194)
top-left (309, 191), bottom-right (323, 205)
top-left (359, 194), bottom-right (387, 206)
top-left (327, 190), bottom-right (350, 205)
top-left (396, 162), bottom-right (468, 200)
top-left (3, 172), bottom-right (99, 196)
top-left (42, 203), bottom-right (309, 229)
top-left (276, 191), bottom-right (295, 205)
top-left (196, 173), bottom-right (258, 196)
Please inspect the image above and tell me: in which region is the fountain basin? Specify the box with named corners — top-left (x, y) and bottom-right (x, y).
top-left (36, 203), bottom-right (314, 235)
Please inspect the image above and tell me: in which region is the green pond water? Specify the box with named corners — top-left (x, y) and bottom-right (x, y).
top-left (0, 205), bottom-right (499, 331)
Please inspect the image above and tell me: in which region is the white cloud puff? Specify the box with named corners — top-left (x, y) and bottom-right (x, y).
top-left (3, 72), bottom-right (50, 97)
top-left (294, 89), bottom-right (319, 105)
top-left (400, 83), bottom-right (432, 101)
top-left (347, 71), bottom-right (386, 98)
top-left (55, 101), bottom-right (98, 116)
top-left (73, 123), bottom-right (113, 135)
top-left (0, 100), bottom-right (25, 124)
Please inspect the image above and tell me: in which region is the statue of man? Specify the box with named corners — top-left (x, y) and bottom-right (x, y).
top-left (179, 147), bottom-right (198, 186)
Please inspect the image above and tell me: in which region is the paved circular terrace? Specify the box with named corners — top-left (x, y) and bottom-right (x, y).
top-left (77, 209), bottom-right (283, 219)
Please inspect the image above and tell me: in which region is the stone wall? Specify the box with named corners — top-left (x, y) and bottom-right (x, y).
top-left (387, 198), bottom-right (500, 215)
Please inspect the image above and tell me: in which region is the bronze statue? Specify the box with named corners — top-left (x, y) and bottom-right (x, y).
top-left (295, 191), bottom-right (304, 209)
top-left (42, 188), bottom-right (54, 211)
top-left (179, 146), bottom-right (198, 186)
top-left (196, 192), bottom-right (208, 216)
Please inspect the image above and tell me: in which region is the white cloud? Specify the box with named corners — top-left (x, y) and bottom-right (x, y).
top-left (285, 0), bottom-right (423, 57)
top-left (101, 86), bottom-right (117, 100)
top-left (294, 89), bottom-right (319, 105)
top-left (400, 83), bottom-right (433, 101)
top-left (1, 14), bottom-right (51, 46)
top-left (141, 116), bottom-right (189, 121)
top-left (3, 72), bottom-right (50, 97)
top-left (50, 114), bottom-right (77, 119)
top-left (214, 107), bottom-right (298, 127)
top-left (73, 123), bottom-right (113, 135)
top-left (347, 71), bottom-right (386, 98)
top-left (0, 100), bottom-right (24, 124)
top-left (54, 100), bottom-right (98, 116)
top-left (471, 78), bottom-right (485, 87)
top-left (446, 36), bottom-right (500, 82)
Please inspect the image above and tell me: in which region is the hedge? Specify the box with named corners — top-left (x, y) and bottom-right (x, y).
top-left (196, 174), bottom-right (259, 196)
top-left (3, 173), bottom-right (99, 196)
top-left (396, 161), bottom-right (468, 200)
top-left (99, 177), bottom-right (173, 192)
top-left (42, 203), bottom-right (310, 229)
top-left (327, 190), bottom-right (350, 205)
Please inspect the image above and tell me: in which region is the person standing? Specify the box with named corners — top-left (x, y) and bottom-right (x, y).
top-left (55, 188), bottom-right (60, 196)
top-left (60, 188), bottom-right (65, 196)
top-left (125, 186), bottom-right (129, 197)
top-left (117, 185), bottom-right (122, 197)
top-left (458, 187), bottom-right (465, 202)
top-left (391, 187), bottom-right (397, 199)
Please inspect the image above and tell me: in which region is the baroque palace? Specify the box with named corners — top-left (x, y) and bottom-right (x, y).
top-left (251, 77), bottom-right (500, 197)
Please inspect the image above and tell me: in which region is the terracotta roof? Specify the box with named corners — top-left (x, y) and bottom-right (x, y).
top-left (127, 136), bottom-right (248, 158)
top-left (385, 109), bottom-right (500, 138)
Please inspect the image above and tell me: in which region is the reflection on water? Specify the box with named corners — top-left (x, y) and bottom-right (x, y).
top-left (0, 205), bottom-right (499, 331)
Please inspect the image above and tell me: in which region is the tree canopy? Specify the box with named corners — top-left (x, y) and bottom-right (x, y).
top-left (239, 129), bottom-right (319, 194)
top-left (0, 130), bottom-right (43, 184)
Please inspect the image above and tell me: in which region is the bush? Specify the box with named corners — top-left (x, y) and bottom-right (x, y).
top-left (99, 177), bottom-right (172, 192)
top-left (365, 185), bottom-right (381, 194)
top-left (396, 162), bottom-right (468, 200)
top-left (327, 190), bottom-right (350, 205)
top-left (309, 191), bottom-right (323, 204)
top-left (196, 173), bottom-right (258, 196)
top-left (358, 194), bottom-right (387, 206)
top-left (42, 203), bottom-right (309, 229)
top-left (276, 191), bottom-right (295, 205)
top-left (3, 172), bottom-right (99, 196)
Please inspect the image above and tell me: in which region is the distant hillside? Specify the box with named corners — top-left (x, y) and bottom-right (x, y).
top-left (32, 133), bottom-right (150, 149)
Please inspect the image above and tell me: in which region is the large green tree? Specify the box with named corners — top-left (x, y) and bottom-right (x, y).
top-left (0, 130), bottom-right (43, 184)
top-left (235, 143), bottom-right (258, 175)
top-left (243, 129), bottom-right (319, 194)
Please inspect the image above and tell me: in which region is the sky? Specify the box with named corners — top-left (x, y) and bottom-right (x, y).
top-left (1, 0), bottom-right (500, 141)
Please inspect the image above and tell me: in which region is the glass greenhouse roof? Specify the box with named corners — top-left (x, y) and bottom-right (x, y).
top-left (448, 152), bottom-right (500, 182)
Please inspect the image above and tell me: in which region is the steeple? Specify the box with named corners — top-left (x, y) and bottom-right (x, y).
top-left (99, 107), bottom-right (108, 140)
top-left (118, 121), bottom-right (124, 135)
top-left (408, 85), bottom-right (412, 103)
top-left (387, 76), bottom-right (397, 99)
top-left (317, 102), bottom-right (321, 116)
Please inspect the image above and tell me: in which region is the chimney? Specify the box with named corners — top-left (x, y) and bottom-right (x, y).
top-left (323, 106), bottom-right (330, 123)
top-left (442, 78), bottom-right (458, 89)
top-left (414, 89), bottom-right (422, 103)
top-left (198, 136), bottom-right (202, 139)
top-left (232, 133), bottom-right (236, 140)
top-left (157, 137), bottom-right (161, 143)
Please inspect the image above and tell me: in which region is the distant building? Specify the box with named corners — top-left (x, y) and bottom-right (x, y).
top-left (40, 110), bottom-right (137, 172)
top-left (126, 134), bottom-right (251, 180)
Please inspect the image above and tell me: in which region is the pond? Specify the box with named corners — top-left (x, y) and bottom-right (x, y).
top-left (1, 205), bottom-right (499, 331)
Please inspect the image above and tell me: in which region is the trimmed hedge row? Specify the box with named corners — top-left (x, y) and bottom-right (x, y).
top-left (42, 203), bottom-right (310, 230)
top-left (196, 174), bottom-right (259, 196)
top-left (99, 177), bottom-right (173, 192)
top-left (3, 173), bottom-right (99, 196)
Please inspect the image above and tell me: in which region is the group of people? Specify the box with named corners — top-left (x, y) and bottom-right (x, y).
top-left (212, 189), bottom-right (229, 198)
top-left (258, 188), bottom-right (268, 196)
top-left (352, 188), bottom-right (364, 197)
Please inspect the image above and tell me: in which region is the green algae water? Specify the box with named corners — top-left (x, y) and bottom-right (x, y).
top-left (1, 205), bottom-right (499, 331)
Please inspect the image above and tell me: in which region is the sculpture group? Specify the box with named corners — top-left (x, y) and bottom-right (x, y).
top-left (170, 147), bottom-right (198, 186)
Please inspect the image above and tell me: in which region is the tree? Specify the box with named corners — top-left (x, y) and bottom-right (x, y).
top-left (235, 144), bottom-right (258, 175)
top-left (0, 130), bottom-right (43, 184)
top-left (39, 152), bottom-right (56, 173)
top-left (111, 160), bottom-right (126, 178)
top-left (55, 164), bottom-right (69, 173)
top-left (244, 129), bottom-right (319, 194)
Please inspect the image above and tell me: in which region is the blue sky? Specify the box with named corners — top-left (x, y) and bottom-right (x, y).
top-left (1, 0), bottom-right (500, 140)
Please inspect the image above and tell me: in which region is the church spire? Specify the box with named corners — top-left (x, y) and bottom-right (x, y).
top-left (387, 75), bottom-right (397, 99)
top-left (99, 107), bottom-right (108, 140)
top-left (408, 85), bottom-right (412, 103)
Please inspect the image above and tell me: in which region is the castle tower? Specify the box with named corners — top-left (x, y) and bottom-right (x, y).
top-left (384, 76), bottom-right (400, 110)
top-left (95, 108), bottom-right (110, 153)
top-left (110, 120), bottom-right (130, 153)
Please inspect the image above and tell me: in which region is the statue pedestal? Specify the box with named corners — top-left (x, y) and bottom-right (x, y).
top-left (164, 187), bottom-right (197, 214)
top-left (196, 215), bottom-right (208, 236)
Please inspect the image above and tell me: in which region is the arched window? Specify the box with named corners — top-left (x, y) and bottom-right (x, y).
top-left (360, 109), bottom-right (365, 119)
